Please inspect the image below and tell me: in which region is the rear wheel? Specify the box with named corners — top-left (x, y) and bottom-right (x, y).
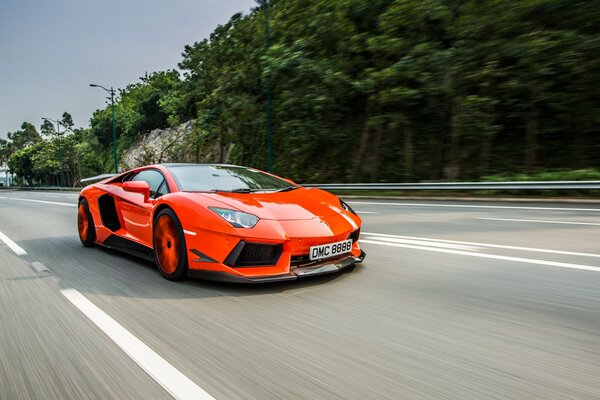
top-left (77, 199), bottom-right (96, 247)
top-left (153, 208), bottom-right (188, 281)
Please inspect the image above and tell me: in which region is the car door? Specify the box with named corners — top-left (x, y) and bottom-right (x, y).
top-left (118, 169), bottom-right (169, 247)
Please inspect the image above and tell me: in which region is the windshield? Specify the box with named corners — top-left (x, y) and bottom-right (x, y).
top-left (167, 165), bottom-right (295, 192)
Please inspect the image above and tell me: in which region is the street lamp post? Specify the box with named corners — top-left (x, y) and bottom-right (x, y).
top-left (90, 84), bottom-right (118, 174)
top-left (42, 117), bottom-right (63, 187)
top-left (261, 0), bottom-right (274, 172)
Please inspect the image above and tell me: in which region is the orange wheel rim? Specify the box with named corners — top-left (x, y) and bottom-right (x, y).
top-left (154, 215), bottom-right (179, 275)
top-left (78, 204), bottom-right (88, 241)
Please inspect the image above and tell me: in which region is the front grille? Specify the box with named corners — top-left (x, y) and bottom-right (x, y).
top-left (291, 254), bottom-right (317, 268)
top-left (291, 253), bottom-right (351, 268)
top-left (224, 241), bottom-right (283, 267)
top-left (291, 254), bottom-right (311, 266)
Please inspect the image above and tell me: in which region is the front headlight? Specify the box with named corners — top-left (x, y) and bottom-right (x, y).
top-left (339, 199), bottom-right (356, 215)
top-left (209, 207), bottom-right (260, 228)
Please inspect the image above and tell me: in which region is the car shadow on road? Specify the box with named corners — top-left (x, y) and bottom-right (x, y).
top-left (17, 235), bottom-right (362, 300)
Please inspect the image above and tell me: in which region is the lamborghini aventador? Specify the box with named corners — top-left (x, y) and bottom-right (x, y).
top-left (77, 164), bottom-right (365, 282)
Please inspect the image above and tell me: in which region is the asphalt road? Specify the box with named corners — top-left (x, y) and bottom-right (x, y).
top-left (1, 190), bottom-right (600, 400)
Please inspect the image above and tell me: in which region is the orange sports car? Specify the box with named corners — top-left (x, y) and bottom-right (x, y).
top-left (77, 164), bottom-right (365, 283)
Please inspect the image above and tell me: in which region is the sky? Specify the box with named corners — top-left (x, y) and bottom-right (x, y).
top-left (0, 0), bottom-right (257, 138)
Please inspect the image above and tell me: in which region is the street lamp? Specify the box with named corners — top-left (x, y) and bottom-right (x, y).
top-left (90, 83), bottom-right (118, 174)
top-left (42, 117), bottom-right (64, 187)
top-left (260, 0), bottom-right (274, 172)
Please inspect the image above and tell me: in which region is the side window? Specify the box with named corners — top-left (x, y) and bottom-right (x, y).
top-left (132, 170), bottom-right (168, 199)
top-left (155, 180), bottom-right (168, 197)
top-left (118, 172), bottom-right (135, 183)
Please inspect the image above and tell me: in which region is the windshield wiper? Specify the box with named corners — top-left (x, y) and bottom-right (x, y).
top-left (216, 186), bottom-right (299, 193)
top-left (275, 186), bottom-right (300, 192)
top-left (219, 188), bottom-right (256, 193)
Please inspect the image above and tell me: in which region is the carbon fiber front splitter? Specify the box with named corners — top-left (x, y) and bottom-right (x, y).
top-left (188, 250), bottom-right (366, 284)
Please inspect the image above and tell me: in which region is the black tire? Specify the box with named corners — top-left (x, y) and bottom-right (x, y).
top-left (153, 208), bottom-right (188, 281)
top-left (77, 198), bottom-right (96, 247)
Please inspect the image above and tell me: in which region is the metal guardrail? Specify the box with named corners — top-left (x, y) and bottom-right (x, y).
top-left (80, 173), bottom-right (117, 183)
top-left (3, 181), bottom-right (600, 192)
top-left (0, 186), bottom-right (80, 192)
top-left (304, 181), bottom-right (600, 190)
top-left (0, 174), bottom-right (117, 191)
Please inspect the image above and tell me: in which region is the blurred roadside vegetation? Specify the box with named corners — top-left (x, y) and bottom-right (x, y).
top-left (1, 0), bottom-right (599, 187)
top-left (329, 169), bottom-right (600, 198)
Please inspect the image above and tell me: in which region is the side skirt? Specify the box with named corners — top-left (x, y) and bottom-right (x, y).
top-left (101, 234), bottom-right (155, 262)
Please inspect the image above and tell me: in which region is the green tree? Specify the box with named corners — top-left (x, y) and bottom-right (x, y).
top-left (0, 138), bottom-right (9, 165)
top-left (19, 0), bottom-right (600, 183)
top-left (8, 145), bottom-right (39, 184)
top-left (7, 122), bottom-right (41, 150)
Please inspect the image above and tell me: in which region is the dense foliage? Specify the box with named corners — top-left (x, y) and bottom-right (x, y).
top-left (4, 114), bottom-right (104, 186)
top-left (3, 0), bottom-right (599, 185)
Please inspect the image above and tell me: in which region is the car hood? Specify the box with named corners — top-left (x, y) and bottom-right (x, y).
top-left (192, 187), bottom-right (343, 221)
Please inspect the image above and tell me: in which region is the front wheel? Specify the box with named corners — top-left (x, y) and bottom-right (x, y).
top-left (153, 208), bottom-right (188, 281)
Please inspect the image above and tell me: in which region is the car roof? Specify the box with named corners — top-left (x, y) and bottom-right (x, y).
top-left (157, 163), bottom-right (242, 168)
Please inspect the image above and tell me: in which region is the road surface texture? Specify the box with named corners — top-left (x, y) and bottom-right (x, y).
top-left (1, 190), bottom-right (599, 399)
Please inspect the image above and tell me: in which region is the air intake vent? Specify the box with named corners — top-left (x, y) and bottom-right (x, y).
top-left (98, 194), bottom-right (120, 231)
top-left (224, 241), bottom-right (283, 267)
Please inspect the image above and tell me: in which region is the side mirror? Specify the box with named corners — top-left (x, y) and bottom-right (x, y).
top-left (122, 181), bottom-right (150, 203)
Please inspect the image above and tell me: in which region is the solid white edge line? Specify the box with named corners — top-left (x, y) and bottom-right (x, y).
top-left (347, 201), bottom-right (600, 212)
top-left (477, 217), bottom-right (600, 226)
top-left (359, 239), bottom-right (600, 273)
top-left (0, 230), bottom-right (28, 256)
top-left (0, 196), bottom-right (76, 207)
top-left (362, 231), bottom-right (600, 259)
top-left (367, 237), bottom-right (481, 251)
top-left (60, 289), bottom-right (216, 400)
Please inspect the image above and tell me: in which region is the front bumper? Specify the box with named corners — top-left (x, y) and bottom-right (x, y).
top-left (188, 250), bottom-right (366, 284)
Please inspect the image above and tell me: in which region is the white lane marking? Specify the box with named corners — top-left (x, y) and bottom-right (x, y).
top-left (0, 230), bottom-right (28, 256)
top-left (0, 196), bottom-right (76, 207)
top-left (348, 201), bottom-right (600, 212)
top-left (40, 193), bottom-right (79, 197)
top-left (477, 217), bottom-right (600, 226)
top-left (360, 239), bottom-right (600, 273)
top-left (365, 236), bottom-right (480, 251)
top-left (355, 211), bottom-right (379, 214)
top-left (183, 230), bottom-right (197, 236)
top-left (31, 261), bottom-right (50, 273)
top-left (362, 232), bottom-right (600, 259)
top-left (61, 289), bottom-right (215, 400)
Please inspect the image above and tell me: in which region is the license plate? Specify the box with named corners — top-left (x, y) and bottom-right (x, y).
top-left (309, 239), bottom-right (353, 261)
